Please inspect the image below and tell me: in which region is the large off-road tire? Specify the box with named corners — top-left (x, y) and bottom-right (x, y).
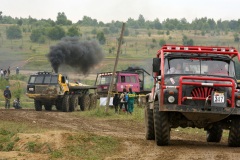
top-left (80, 95), bottom-right (90, 111)
top-left (44, 103), bottom-right (52, 111)
top-left (145, 103), bottom-right (155, 140)
top-left (69, 95), bottom-right (78, 112)
top-left (55, 99), bottom-right (62, 111)
top-left (62, 95), bottom-right (70, 112)
top-left (228, 119), bottom-right (240, 147)
top-left (89, 93), bottom-right (97, 109)
top-left (206, 124), bottom-right (223, 142)
top-left (154, 100), bottom-right (170, 146)
top-left (34, 100), bottom-right (42, 111)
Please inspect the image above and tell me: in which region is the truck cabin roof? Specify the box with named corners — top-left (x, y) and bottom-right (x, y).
top-left (164, 52), bottom-right (233, 61)
top-left (157, 45), bottom-right (240, 61)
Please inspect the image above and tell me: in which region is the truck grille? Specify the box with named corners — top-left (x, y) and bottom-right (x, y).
top-left (191, 87), bottom-right (216, 98)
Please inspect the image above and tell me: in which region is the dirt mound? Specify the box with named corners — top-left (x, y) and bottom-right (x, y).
top-left (13, 131), bottom-right (72, 153)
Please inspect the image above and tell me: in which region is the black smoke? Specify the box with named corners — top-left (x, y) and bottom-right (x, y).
top-left (46, 37), bottom-right (104, 74)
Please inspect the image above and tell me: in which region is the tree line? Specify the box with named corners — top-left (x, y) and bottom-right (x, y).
top-left (1, 12), bottom-right (240, 32)
top-left (1, 11), bottom-right (240, 46)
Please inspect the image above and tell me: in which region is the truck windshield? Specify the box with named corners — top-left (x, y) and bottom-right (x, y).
top-left (97, 75), bottom-right (116, 85)
top-left (164, 58), bottom-right (235, 77)
top-left (29, 75), bottom-right (58, 84)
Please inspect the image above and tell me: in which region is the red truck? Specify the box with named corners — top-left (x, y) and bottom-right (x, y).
top-left (146, 44), bottom-right (240, 147)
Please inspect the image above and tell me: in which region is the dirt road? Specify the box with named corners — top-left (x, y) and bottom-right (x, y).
top-left (0, 109), bottom-right (240, 160)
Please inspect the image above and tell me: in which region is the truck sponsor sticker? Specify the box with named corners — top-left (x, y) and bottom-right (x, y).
top-left (170, 78), bottom-right (175, 84)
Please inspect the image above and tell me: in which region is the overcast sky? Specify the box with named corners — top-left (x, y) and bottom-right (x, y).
top-left (1, 0), bottom-right (239, 23)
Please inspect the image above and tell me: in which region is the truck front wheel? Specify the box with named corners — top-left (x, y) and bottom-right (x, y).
top-left (62, 95), bottom-right (70, 112)
top-left (228, 119), bottom-right (240, 147)
top-left (206, 124), bottom-right (222, 143)
top-left (145, 102), bottom-right (155, 140)
top-left (154, 100), bottom-right (170, 146)
top-left (56, 99), bottom-right (62, 111)
top-left (34, 100), bottom-right (42, 111)
top-left (44, 103), bottom-right (52, 111)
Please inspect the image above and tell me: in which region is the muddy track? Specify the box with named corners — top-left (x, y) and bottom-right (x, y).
top-left (0, 109), bottom-right (240, 159)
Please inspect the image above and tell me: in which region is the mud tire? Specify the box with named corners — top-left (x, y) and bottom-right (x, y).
top-left (62, 95), bottom-right (70, 112)
top-left (80, 95), bottom-right (90, 111)
top-left (154, 100), bottom-right (170, 146)
top-left (44, 103), bottom-right (52, 111)
top-left (69, 95), bottom-right (78, 112)
top-left (228, 119), bottom-right (240, 147)
top-left (34, 100), bottom-right (42, 111)
top-left (145, 103), bottom-right (155, 140)
top-left (206, 124), bottom-right (222, 142)
top-left (56, 99), bottom-right (62, 111)
top-left (89, 93), bottom-right (97, 109)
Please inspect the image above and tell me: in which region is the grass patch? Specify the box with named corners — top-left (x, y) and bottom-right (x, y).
top-left (51, 150), bottom-right (64, 158)
top-left (62, 133), bottom-right (119, 160)
top-left (73, 103), bottom-right (145, 122)
top-left (27, 141), bottom-right (36, 152)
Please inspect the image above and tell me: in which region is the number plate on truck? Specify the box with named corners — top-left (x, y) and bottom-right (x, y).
top-left (214, 92), bottom-right (224, 103)
top-left (211, 91), bottom-right (227, 107)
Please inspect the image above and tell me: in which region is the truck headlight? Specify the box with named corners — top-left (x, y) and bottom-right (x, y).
top-left (236, 100), bottom-right (240, 107)
top-left (168, 96), bottom-right (175, 103)
top-left (29, 88), bottom-right (34, 91)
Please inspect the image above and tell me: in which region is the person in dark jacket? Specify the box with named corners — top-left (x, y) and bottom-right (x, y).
top-left (4, 86), bottom-right (11, 109)
top-left (119, 88), bottom-right (128, 113)
top-left (113, 93), bottom-right (120, 113)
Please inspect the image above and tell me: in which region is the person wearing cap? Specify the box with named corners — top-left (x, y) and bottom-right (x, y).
top-left (16, 67), bottom-right (19, 75)
top-left (3, 86), bottom-right (11, 109)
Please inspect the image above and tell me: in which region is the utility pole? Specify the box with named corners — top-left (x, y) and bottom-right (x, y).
top-left (105, 23), bottom-right (125, 113)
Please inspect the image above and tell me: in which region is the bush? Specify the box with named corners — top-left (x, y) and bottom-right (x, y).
top-left (0, 79), bottom-right (10, 90)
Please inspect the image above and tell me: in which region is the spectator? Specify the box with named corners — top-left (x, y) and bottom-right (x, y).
top-left (13, 98), bottom-right (21, 109)
top-left (16, 67), bottom-right (19, 74)
top-left (208, 62), bottom-right (228, 75)
top-left (4, 86), bottom-right (11, 109)
top-left (119, 88), bottom-right (128, 113)
top-left (3, 69), bottom-right (7, 77)
top-left (167, 63), bottom-right (183, 74)
top-left (127, 87), bottom-right (136, 115)
top-left (7, 66), bottom-right (10, 76)
top-left (0, 69), bottom-right (3, 78)
top-left (113, 93), bottom-right (120, 113)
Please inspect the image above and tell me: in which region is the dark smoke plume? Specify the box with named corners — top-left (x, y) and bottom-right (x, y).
top-left (47, 37), bottom-right (104, 74)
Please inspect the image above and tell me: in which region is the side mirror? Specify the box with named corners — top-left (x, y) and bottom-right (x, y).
top-left (152, 58), bottom-right (161, 73)
top-left (237, 80), bottom-right (240, 89)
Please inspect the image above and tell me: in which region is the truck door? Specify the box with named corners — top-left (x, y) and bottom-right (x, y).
top-left (129, 75), bottom-right (140, 92)
top-left (59, 75), bottom-right (69, 92)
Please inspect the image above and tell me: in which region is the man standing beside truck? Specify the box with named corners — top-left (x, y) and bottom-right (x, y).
top-left (4, 86), bottom-right (11, 109)
top-left (120, 88), bottom-right (128, 113)
top-left (127, 87), bottom-right (136, 115)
